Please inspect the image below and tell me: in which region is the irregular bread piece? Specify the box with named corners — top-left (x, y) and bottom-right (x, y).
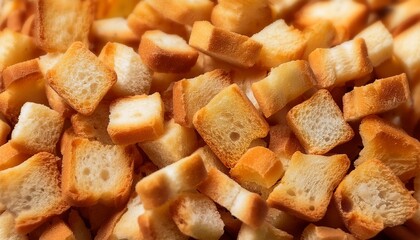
top-left (393, 22), bottom-right (420, 80)
top-left (94, 0), bottom-right (138, 19)
top-left (197, 168), bottom-right (268, 228)
top-left (99, 42), bottom-right (152, 99)
top-left (267, 151), bottom-right (350, 222)
top-left (193, 145), bottom-right (229, 174)
top-left (139, 30), bottom-right (198, 73)
top-left (45, 85), bottom-right (75, 118)
top-left (302, 20), bottom-right (336, 59)
top-left (308, 38), bottom-right (373, 88)
top-left (265, 208), bottom-right (305, 236)
top-left (0, 211), bottom-right (28, 240)
top-left (383, 0), bottom-right (420, 35)
top-left (355, 116), bottom-right (420, 182)
top-left (268, 124), bottom-right (303, 162)
top-left (136, 153), bottom-right (207, 209)
top-left (108, 93), bottom-right (164, 145)
top-left (10, 102), bottom-right (64, 155)
top-left (47, 41), bottom-right (117, 115)
top-left (170, 192), bottom-right (224, 240)
top-left (301, 224), bottom-right (356, 240)
top-left (252, 60), bottom-right (315, 117)
top-left (287, 89), bottom-right (354, 155)
top-left (2, 58), bottom-right (42, 89)
top-left (268, 0), bottom-right (306, 20)
top-left (173, 69), bottom-right (231, 127)
top-left (0, 142), bottom-right (30, 171)
top-left (365, 0), bottom-right (391, 11)
top-left (91, 18), bottom-right (138, 45)
top-left (342, 74), bottom-right (411, 122)
top-left (62, 138), bottom-right (139, 207)
top-left (251, 20), bottom-right (306, 68)
top-left (193, 84), bottom-right (269, 168)
top-left (67, 210), bottom-right (91, 240)
top-left (189, 21), bottom-right (262, 68)
top-left (0, 152), bottom-right (69, 234)
top-left (39, 217), bottom-right (75, 240)
top-left (111, 195), bottom-right (144, 240)
top-left (334, 159), bottom-right (418, 239)
top-left (0, 116), bottom-right (10, 145)
top-left (237, 222), bottom-right (293, 240)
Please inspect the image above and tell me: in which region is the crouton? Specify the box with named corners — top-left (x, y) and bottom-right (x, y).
top-left (45, 85), bottom-right (74, 118)
top-left (2, 58), bottom-right (42, 89)
top-left (0, 142), bottom-right (29, 171)
top-left (302, 20), bottom-right (336, 60)
top-left (268, 0), bottom-right (306, 20)
top-left (39, 217), bottom-right (75, 240)
top-left (0, 117), bottom-right (10, 145)
top-left (393, 22), bottom-right (420, 80)
top-left (94, 0), bottom-right (138, 19)
top-left (67, 210), bottom-right (91, 240)
top-left (91, 18), bottom-right (138, 46)
top-left (301, 224), bottom-right (356, 240)
top-left (383, 0), bottom-right (420, 35)
top-left (268, 124), bottom-right (303, 162)
top-left (0, 211), bottom-right (28, 240)
top-left (237, 222), bottom-right (293, 240)
top-left (374, 55), bottom-right (405, 79)
top-left (193, 145), bottom-right (229, 174)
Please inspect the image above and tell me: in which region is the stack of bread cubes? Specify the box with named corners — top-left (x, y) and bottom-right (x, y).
top-left (0, 0), bottom-right (420, 239)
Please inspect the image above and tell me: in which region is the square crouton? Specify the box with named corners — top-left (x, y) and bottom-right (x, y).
top-left (91, 18), bottom-right (139, 46)
top-left (342, 74), bottom-right (410, 122)
top-left (393, 22), bottom-right (420, 80)
top-left (302, 20), bottom-right (337, 59)
top-left (301, 224), bottom-right (356, 240)
top-left (47, 42), bottom-right (117, 115)
top-left (383, 0), bottom-right (420, 35)
top-left (2, 58), bottom-right (43, 89)
top-left (108, 93), bottom-right (164, 145)
top-left (193, 84), bottom-right (269, 168)
top-left (10, 102), bottom-right (64, 155)
top-left (267, 151), bottom-right (350, 222)
top-left (287, 89), bottom-right (354, 155)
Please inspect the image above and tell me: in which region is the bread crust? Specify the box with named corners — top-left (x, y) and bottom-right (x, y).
top-left (2, 59), bottom-right (42, 88)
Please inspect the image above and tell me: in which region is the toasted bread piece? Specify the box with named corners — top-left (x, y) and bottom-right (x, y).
top-left (47, 42), bottom-right (117, 115)
top-left (10, 102), bottom-right (64, 155)
top-left (139, 119), bottom-right (198, 168)
top-left (268, 0), bottom-right (306, 20)
top-left (374, 55), bottom-right (405, 80)
top-left (173, 69), bottom-right (231, 127)
top-left (308, 38), bottom-right (373, 88)
top-left (365, 0), bottom-right (391, 11)
top-left (189, 21), bottom-right (262, 68)
top-left (301, 224), bottom-right (356, 240)
top-left (146, 0), bottom-right (214, 26)
top-left (0, 211), bottom-right (28, 240)
top-left (94, 0), bottom-right (138, 19)
top-left (383, 0), bottom-right (420, 35)
top-left (0, 152), bottom-right (69, 234)
top-left (267, 152), bottom-right (350, 222)
top-left (355, 116), bottom-right (420, 182)
top-left (170, 192), bottom-right (224, 240)
top-left (342, 74), bottom-right (410, 122)
top-left (211, 0), bottom-right (272, 36)
top-left (302, 20), bottom-right (336, 59)
top-left (265, 208), bottom-right (305, 236)
top-left (268, 124), bottom-right (303, 163)
top-left (139, 30), bottom-right (198, 73)
top-left (198, 168), bottom-right (268, 228)
top-left (67, 210), bottom-right (91, 240)
top-left (38, 53), bottom-right (62, 76)
top-left (287, 89), bottom-right (354, 154)
top-left (193, 145), bottom-right (229, 174)
top-left (45, 85), bottom-right (75, 118)
top-left (39, 217), bottom-right (75, 240)
top-left (60, 127), bottom-right (78, 156)
top-left (2, 58), bottom-right (42, 89)
top-left (62, 138), bottom-right (139, 207)
top-left (107, 93), bottom-right (164, 145)
top-left (0, 117), bottom-right (10, 145)
top-left (251, 20), bottom-right (306, 68)
top-left (0, 141), bottom-right (30, 171)
top-left (34, 0), bottom-right (93, 52)
top-left (237, 222), bottom-right (293, 240)
top-left (91, 18), bottom-right (138, 46)
top-left (252, 60), bottom-right (315, 117)
top-left (193, 84), bottom-right (269, 168)
top-left (393, 22), bottom-right (420, 80)
top-left (80, 204), bottom-right (120, 234)
top-left (334, 159), bottom-right (418, 239)
top-left (230, 146), bottom-right (284, 189)
top-left (109, 195), bottom-right (144, 240)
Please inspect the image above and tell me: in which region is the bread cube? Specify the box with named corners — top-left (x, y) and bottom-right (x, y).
top-left (302, 20), bottom-right (336, 59)
top-left (39, 217), bottom-right (75, 240)
top-left (237, 222), bottom-right (293, 240)
top-left (111, 195), bottom-right (144, 240)
top-left (301, 224), bottom-right (356, 240)
top-left (393, 22), bottom-right (420, 80)
top-left (268, 124), bottom-right (303, 161)
top-left (383, 0), bottom-right (420, 35)
top-left (91, 18), bottom-right (138, 45)
top-left (193, 145), bottom-right (229, 174)
top-left (0, 142), bottom-right (30, 171)
top-left (45, 85), bottom-right (75, 118)
top-left (2, 58), bottom-right (42, 89)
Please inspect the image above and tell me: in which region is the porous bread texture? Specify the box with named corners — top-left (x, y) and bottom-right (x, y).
top-left (334, 159), bottom-right (418, 239)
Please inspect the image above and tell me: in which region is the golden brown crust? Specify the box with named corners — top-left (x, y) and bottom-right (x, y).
top-left (0, 142), bottom-right (30, 171)
top-left (39, 217), bottom-right (75, 240)
top-left (2, 58), bottom-right (42, 88)
top-left (268, 124), bottom-right (303, 159)
top-left (45, 85), bottom-right (75, 118)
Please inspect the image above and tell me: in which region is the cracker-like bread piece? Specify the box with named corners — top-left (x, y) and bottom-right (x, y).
top-left (302, 20), bottom-right (336, 60)
top-left (267, 151), bottom-right (350, 222)
top-left (91, 18), bottom-right (138, 46)
top-left (138, 119), bottom-right (198, 168)
top-left (287, 89), bottom-right (354, 155)
top-left (193, 84), bottom-right (269, 168)
top-left (34, 0), bottom-right (93, 52)
top-left (107, 93), bottom-right (165, 145)
top-left (308, 38), bottom-right (373, 88)
top-left (211, 0), bottom-right (272, 36)
top-left (170, 192), bottom-right (224, 240)
top-left (139, 30), bottom-right (198, 73)
top-left (342, 74), bottom-right (411, 122)
top-left (10, 102), bottom-right (64, 155)
top-left (173, 69), bottom-right (231, 127)
top-left (193, 145), bottom-right (229, 174)
top-left (136, 153), bottom-right (207, 210)
top-left (252, 60), bottom-right (315, 117)
top-left (301, 224), bottom-right (356, 240)
top-left (62, 138), bottom-right (139, 207)
top-left (251, 20), bottom-right (306, 68)
top-left (99, 42), bottom-right (152, 99)
top-left (47, 41), bottom-right (117, 115)
top-left (39, 217), bottom-right (75, 240)
top-left (334, 159), bottom-right (418, 239)
top-left (355, 116), bottom-right (420, 182)
top-left (393, 22), bottom-right (420, 80)
top-left (0, 142), bottom-right (30, 171)
top-left (189, 21), bottom-right (262, 68)
top-left (0, 117), bottom-right (10, 145)
top-left (237, 221), bottom-right (293, 240)
top-left (0, 211), bottom-right (28, 240)
top-left (383, 0), bottom-right (420, 35)
top-left (2, 58), bottom-right (42, 89)
top-left (0, 152), bottom-right (70, 234)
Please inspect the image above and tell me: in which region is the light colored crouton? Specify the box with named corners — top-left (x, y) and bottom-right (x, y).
top-left (0, 211), bottom-right (28, 240)
top-left (301, 224), bottom-right (356, 240)
top-left (383, 0), bottom-right (420, 35)
top-left (302, 20), bottom-right (336, 59)
top-left (393, 22), bottom-right (420, 80)
top-left (2, 58), bottom-right (42, 89)
top-left (0, 117), bottom-right (10, 145)
top-left (193, 145), bottom-right (229, 174)
top-left (91, 18), bottom-right (138, 46)
top-left (237, 221), bottom-right (293, 240)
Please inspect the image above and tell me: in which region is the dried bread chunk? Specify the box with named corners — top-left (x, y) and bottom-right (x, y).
top-left (355, 116), bottom-right (420, 182)
top-left (107, 93), bottom-right (164, 145)
top-left (91, 18), bottom-right (138, 45)
top-left (383, 0), bottom-right (420, 35)
top-left (94, 0), bottom-right (138, 19)
top-left (62, 138), bottom-right (139, 207)
top-left (301, 224), bottom-right (356, 240)
top-left (44, 85), bottom-right (75, 118)
top-left (268, 0), bottom-right (306, 20)
top-left (0, 142), bottom-right (29, 171)
top-left (0, 117), bottom-right (10, 145)
top-left (34, 0), bottom-right (93, 52)
top-left (0, 152), bottom-right (69, 234)
top-left (139, 30), bottom-right (198, 73)
top-left (99, 42), bottom-right (152, 99)
top-left (252, 60), bottom-right (315, 117)
top-left (193, 84), bottom-right (269, 168)
top-left (2, 58), bottom-right (42, 89)
top-left (10, 102), bottom-right (64, 155)
top-left (267, 152), bottom-right (350, 222)
top-left (237, 221), bottom-right (293, 240)
top-left (334, 159), bottom-right (418, 239)
top-left (265, 207), bottom-right (305, 236)
top-left (342, 74), bottom-right (410, 122)
top-left (302, 20), bottom-right (336, 60)
top-left (0, 211), bottom-right (28, 240)
top-left (189, 21), bottom-right (262, 68)
top-left (173, 69), bottom-right (231, 127)
top-left (393, 22), bottom-right (420, 80)
top-left (170, 192), bottom-right (224, 240)
top-left (136, 153), bottom-right (207, 210)
top-left (47, 41), bottom-right (117, 115)
top-left (111, 195), bottom-right (144, 240)
top-left (308, 38), bottom-right (373, 88)
top-left (268, 124), bottom-right (303, 161)
top-left (192, 145), bottom-right (229, 174)
top-left (251, 20), bottom-right (306, 68)
top-left (287, 89), bottom-right (354, 155)
top-left (39, 217), bottom-right (75, 240)
top-left (198, 168), bottom-right (268, 228)
top-left (67, 210), bottom-right (91, 240)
